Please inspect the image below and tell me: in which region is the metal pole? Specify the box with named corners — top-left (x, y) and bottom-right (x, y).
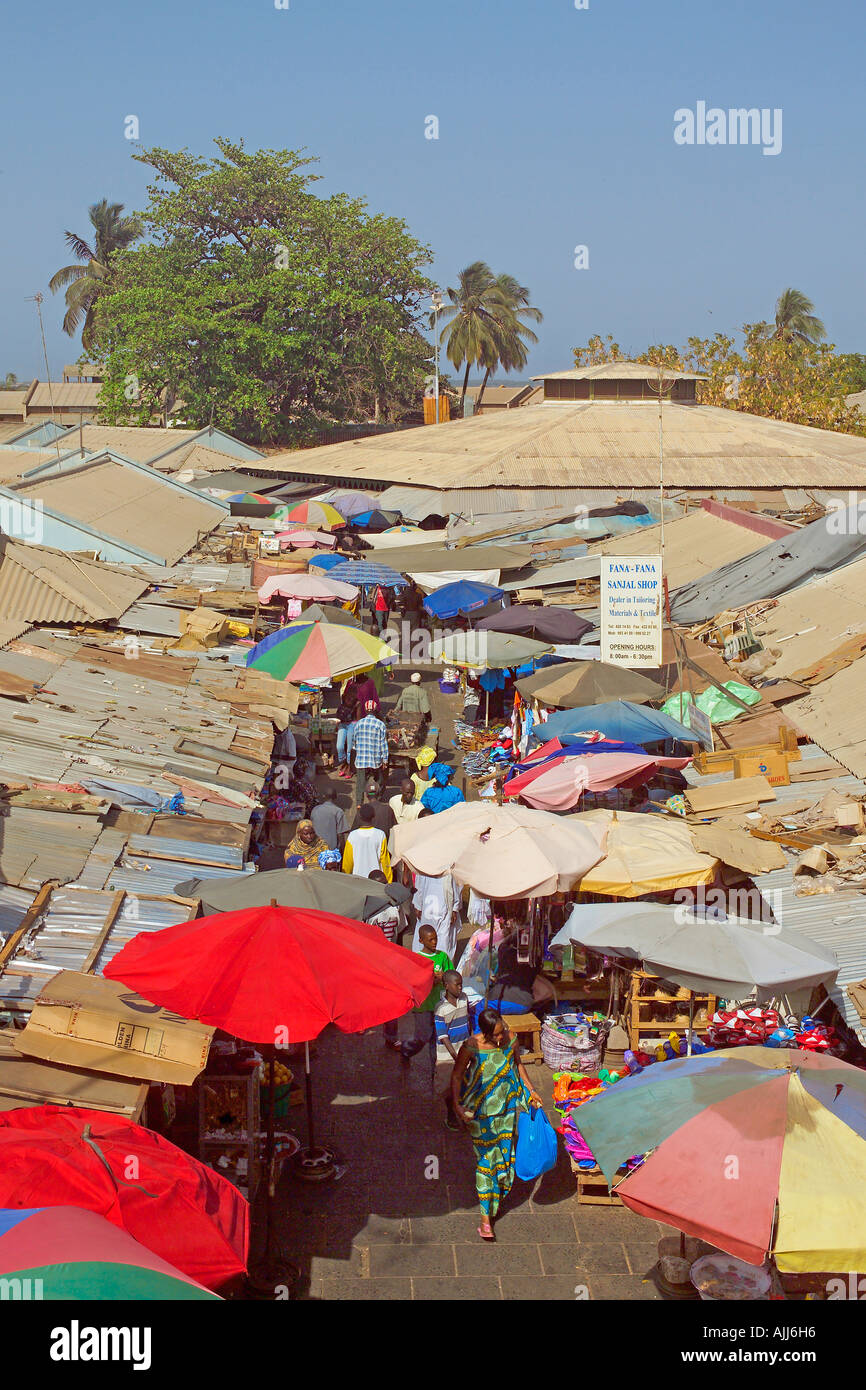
top-left (434, 307), bottom-right (440, 424)
top-left (304, 1039), bottom-right (316, 1152)
top-left (657, 367), bottom-right (666, 572)
top-left (264, 1046), bottom-right (276, 1264)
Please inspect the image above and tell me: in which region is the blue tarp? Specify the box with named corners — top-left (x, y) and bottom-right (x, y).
top-left (534, 700), bottom-right (707, 748)
top-left (308, 552), bottom-right (349, 572)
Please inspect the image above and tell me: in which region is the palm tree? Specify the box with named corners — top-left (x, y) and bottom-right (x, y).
top-left (1, 372), bottom-right (24, 390)
top-left (49, 199), bottom-right (141, 350)
top-left (438, 262), bottom-right (512, 414)
top-left (475, 273), bottom-right (542, 411)
top-left (773, 288), bottom-right (825, 345)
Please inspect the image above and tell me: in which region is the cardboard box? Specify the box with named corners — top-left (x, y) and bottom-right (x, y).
top-left (732, 751), bottom-right (791, 786)
top-left (0, 1031), bottom-right (147, 1119)
top-left (16, 972), bottom-right (214, 1085)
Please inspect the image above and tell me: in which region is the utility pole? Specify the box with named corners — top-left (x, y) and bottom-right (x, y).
top-left (431, 290), bottom-right (444, 423)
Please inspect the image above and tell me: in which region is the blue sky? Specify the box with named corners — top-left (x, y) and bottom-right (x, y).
top-left (2, 0), bottom-right (862, 380)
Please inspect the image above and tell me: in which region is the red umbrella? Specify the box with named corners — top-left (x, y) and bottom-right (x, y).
top-left (104, 903), bottom-right (433, 1271)
top-left (102, 903), bottom-right (432, 1043)
top-left (0, 1106), bottom-right (248, 1293)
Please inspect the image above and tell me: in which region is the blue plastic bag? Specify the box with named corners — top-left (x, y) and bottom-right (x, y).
top-left (514, 1105), bottom-right (558, 1181)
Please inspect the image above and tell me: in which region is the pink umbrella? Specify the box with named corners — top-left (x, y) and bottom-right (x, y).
top-left (276, 528), bottom-right (337, 550)
top-left (257, 573), bottom-right (359, 604)
top-left (504, 752), bottom-right (691, 811)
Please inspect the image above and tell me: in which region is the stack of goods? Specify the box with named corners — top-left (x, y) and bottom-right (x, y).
top-left (541, 1012), bottom-right (608, 1072)
top-left (386, 714), bottom-right (424, 750)
top-left (454, 721), bottom-right (514, 788)
top-left (708, 1007), bottom-right (841, 1053)
top-left (554, 1072), bottom-right (644, 1175)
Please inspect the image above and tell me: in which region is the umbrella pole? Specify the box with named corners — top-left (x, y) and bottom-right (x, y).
top-left (485, 688), bottom-right (489, 726)
top-left (304, 1040), bottom-right (316, 1153)
top-left (265, 1045), bottom-right (276, 1264)
top-left (290, 1039), bottom-right (337, 1183)
top-left (687, 995), bottom-right (693, 1056)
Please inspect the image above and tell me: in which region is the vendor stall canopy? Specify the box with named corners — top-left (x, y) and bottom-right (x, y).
top-left (568, 808), bottom-right (718, 896)
top-left (539, 700), bottom-right (707, 748)
top-left (474, 604), bottom-right (592, 644)
top-left (516, 659), bottom-right (666, 709)
top-left (430, 630), bottom-right (552, 670)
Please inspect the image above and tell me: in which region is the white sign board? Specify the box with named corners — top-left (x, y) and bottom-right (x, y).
top-left (685, 704), bottom-right (714, 751)
top-left (600, 556), bottom-right (663, 668)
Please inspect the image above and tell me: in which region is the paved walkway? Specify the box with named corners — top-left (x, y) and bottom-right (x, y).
top-left (259, 1027), bottom-right (666, 1300)
top-left (255, 663), bottom-right (668, 1298)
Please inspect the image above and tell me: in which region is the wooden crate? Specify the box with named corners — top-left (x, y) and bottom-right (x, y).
top-left (693, 727), bottom-right (799, 775)
top-left (572, 1162), bottom-right (623, 1206)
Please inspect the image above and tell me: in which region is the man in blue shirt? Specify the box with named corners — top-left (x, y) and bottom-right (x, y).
top-left (352, 700), bottom-right (389, 804)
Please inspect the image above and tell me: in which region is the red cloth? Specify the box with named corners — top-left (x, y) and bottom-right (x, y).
top-left (104, 903), bottom-right (434, 1044)
top-left (0, 1106), bottom-right (247, 1292)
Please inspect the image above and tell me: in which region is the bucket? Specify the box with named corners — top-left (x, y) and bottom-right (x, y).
top-left (690, 1254), bottom-right (772, 1301)
top-left (659, 1254), bottom-right (692, 1285)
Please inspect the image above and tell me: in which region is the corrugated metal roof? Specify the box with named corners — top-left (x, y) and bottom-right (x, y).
top-left (755, 863), bottom-right (866, 1044)
top-left (532, 362), bottom-right (705, 381)
top-left (28, 383), bottom-right (103, 410)
top-left (0, 619), bottom-right (32, 649)
top-left (253, 402), bottom-right (866, 490)
top-left (63, 425), bottom-right (199, 463)
top-left (10, 456), bottom-right (227, 564)
top-left (0, 537), bottom-right (149, 623)
top-left (594, 510), bottom-right (772, 591)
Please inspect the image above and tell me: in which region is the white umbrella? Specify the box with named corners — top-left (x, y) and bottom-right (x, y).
top-left (391, 801), bottom-right (607, 898)
top-left (552, 901), bottom-right (838, 999)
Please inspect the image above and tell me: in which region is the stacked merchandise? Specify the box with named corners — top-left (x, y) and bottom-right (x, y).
top-left (454, 720), bottom-right (514, 792)
top-left (554, 1072), bottom-right (644, 1177)
top-left (708, 1007), bottom-right (841, 1053)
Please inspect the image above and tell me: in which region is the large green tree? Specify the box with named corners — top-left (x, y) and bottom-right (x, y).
top-left (93, 141), bottom-right (435, 442)
top-left (48, 199), bottom-right (142, 350)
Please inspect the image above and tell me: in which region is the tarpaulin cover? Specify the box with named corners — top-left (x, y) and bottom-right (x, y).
top-left (539, 701), bottom-right (706, 747)
top-left (661, 683), bottom-right (761, 726)
top-left (670, 507), bottom-right (866, 624)
top-left (0, 1107), bottom-right (248, 1292)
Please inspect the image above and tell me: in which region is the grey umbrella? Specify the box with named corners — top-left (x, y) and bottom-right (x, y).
top-left (551, 901), bottom-right (838, 999)
top-left (174, 867), bottom-right (410, 921)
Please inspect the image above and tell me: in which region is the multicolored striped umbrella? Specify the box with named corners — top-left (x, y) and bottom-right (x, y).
top-left (0, 1206), bottom-right (220, 1299)
top-left (272, 500), bottom-right (346, 530)
top-left (225, 491), bottom-right (274, 504)
top-left (576, 1047), bottom-right (866, 1273)
top-left (245, 621), bottom-right (395, 682)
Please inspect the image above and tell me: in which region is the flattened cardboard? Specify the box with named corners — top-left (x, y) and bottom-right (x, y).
top-left (685, 776), bottom-right (776, 814)
top-left (17, 971), bottom-right (213, 1084)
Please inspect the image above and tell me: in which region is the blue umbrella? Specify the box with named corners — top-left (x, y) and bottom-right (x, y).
top-left (423, 580), bottom-right (504, 620)
top-left (538, 700), bottom-right (707, 747)
top-left (308, 552), bottom-right (350, 573)
top-left (326, 560), bottom-right (408, 587)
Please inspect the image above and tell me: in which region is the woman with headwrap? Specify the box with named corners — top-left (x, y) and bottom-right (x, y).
top-left (420, 763), bottom-right (466, 816)
top-left (410, 744), bottom-right (436, 800)
top-left (285, 819), bottom-right (330, 867)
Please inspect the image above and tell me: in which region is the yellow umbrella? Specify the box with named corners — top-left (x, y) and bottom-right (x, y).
top-left (567, 809), bottom-right (718, 896)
